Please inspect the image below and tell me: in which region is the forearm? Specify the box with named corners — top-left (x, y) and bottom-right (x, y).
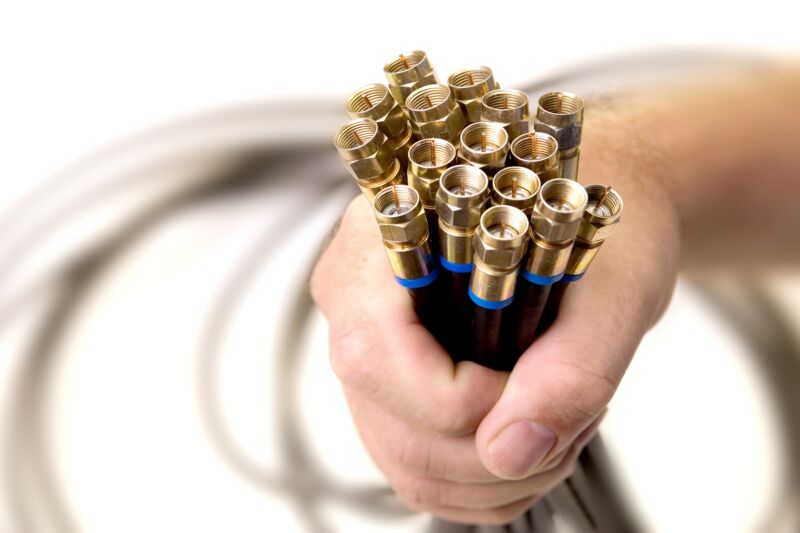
top-left (580, 66), bottom-right (800, 270)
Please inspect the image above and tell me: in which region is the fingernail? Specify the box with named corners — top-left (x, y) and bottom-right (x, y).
top-left (487, 420), bottom-right (556, 479)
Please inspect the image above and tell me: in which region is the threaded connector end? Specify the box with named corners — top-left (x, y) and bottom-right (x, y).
top-left (406, 85), bottom-right (453, 119)
top-left (511, 132), bottom-right (558, 161)
top-left (536, 178), bottom-right (588, 223)
top-left (460, 121), bottom-right (508, 153)
top-left (483, 89), bottom-right (528, 111)
top-left (408, 138), bottom-right (456, 169)
top-left (346, 84), bottom-right (393, 114)
top-left (384, 51), bottom-right (427, 74)
top-left (479, 205), bottom-right (529, 248)
top-left (440, 165), bottom-right (488, 202)
top-left (491, 167), bottom-right (540, 211)
top-left (374, 184), bottom-right (420, 220)
top-left (538, 92), bottom-right (584, 115)
top-left (335, 118), bottom-right (379, 151)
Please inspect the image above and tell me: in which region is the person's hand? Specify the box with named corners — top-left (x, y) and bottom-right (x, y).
top-left (311, 153), bottom-right (679, 524)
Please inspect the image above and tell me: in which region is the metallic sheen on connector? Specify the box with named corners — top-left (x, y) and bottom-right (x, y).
top-left (334, 118), bottom-right (403, 201)
top-left (383, 51), bottom-right (438, 110)
top-left (457, 121), bottom-right (508, 177)
top-left (373, 185), bottom-right (436, 281)
top-left (448, 67), bottom-right (498, 124)
top-left (534, 92), bottom-right (584, 180)
top-left (470, 205), bottom-right (529, 303)
top-left (480, 89), bottom-right (530, 141)
top-left (408, 138), bottom-right (456, 215)
top-left (406, 85), bottom-right (467, 147)
top-left (491, 166), bottom-right (540, 215)
top-left (346, 83), bottom-right (413, 170)
top-left (510, 132), bottom-right (560, 183)
top-left (524, 178), bottom-right (588, 278)
top-left (436, 165), bottom-right (489, 265)
top-left (565, 184), bottom-right (623, 276)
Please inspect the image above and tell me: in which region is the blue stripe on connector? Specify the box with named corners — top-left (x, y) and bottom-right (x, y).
top-left (439, 256), bottom-right (473, 273)
top-left (562, 272), bottom-right (585, 282)
top-left (468, 287), bottom-right (514, 310)
top-left (520, 269), bottom-right (564, 286)
top-left (395, 265), bottom-right (440, 289)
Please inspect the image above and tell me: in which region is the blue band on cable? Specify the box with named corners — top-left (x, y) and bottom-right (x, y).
top-left (395, 265), bottom-right (440, 289)
top-left (520, 269), bottom-right (564, 286)
top-left (468, 287), bottom-right (514, 310)
top-left (439, 256), bottom-right (473, 273)
top-left (561, 272), bottom-right (585, 282)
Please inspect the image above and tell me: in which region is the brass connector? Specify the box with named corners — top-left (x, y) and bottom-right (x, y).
top-left (346, 83), bottom-right (413, 170)
top-left (534, 92), bottom-right (584, 180)
top-left (435, 165), bottom-right (489, 265)
top-left (406, 85), bottom-right (467, 146)
top-left (383, 51), bottom-right (438, 110)
top-left (408, 138), bottom-right (456, 215)
top-left (480, 89), bottom-right (530, 141)
top-left (510, 132), bottom-right (560, 183)
top-left (565, 184), bottom-right (623, 276)
top-left (334, 118), bottom-right (403, 201)
top-left (373, 185), bottom-right (436, 282)
top-left (457, 121), bottom-right (509, 177)
top-left (447, 66), bottom-right (498, 124)
top-left (470, 205), bottom-right (529, 304)
top-left (524, 178), bottom-right (588, 278)
top-left (491, 166), bottom-right (541, 215)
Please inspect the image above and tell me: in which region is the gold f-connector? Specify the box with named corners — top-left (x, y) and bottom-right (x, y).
top-left (565, 184), bottom-right (623, 277)
top-left (346, 83), bottom-right (413, 170)
top-left (534, 92), bottom-right (584, 180)
top-left (408, 138), bottom-right (456, 215)
top-left (524, 178), bottom-right (588, 279)
top-left (480, 89), bottom-right (530, 141)
top-left (435, 165), bottom-right (489, 265)
top-left (470, 205), bottom-right (529, 304)
top-left (491, 166), bottom-right (541, 215)
top-left (406, 85), bottom-right (467, 147)
top-left (383, 51), bottom-right (438, 110)
top-left (447, 66), bottom-right (498, 124)
top-left (373, 185), bottom-right (436, 282)
top-left (510, 132), bottom-right (560, 183)
top-left (334, 118), bottom-right (403, 201)
top-left (457, 121), bottom-right (509, 177)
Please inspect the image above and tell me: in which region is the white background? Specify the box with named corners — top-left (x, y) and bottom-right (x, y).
top-left (0, 3), bottom-right (798, 532)
top-left (0, 0), bottom-right (797, 214)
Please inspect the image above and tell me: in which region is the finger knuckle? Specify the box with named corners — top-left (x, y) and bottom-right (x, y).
top-left (545, 354), bottom-right (618, 426)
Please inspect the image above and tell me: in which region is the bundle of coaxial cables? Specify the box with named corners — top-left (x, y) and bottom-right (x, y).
top-left (334, 50), bottom-right (623, 370)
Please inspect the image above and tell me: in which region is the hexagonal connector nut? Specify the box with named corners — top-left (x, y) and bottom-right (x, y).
top-left (473, 205), bottom-right (529, 266)
top-left (533, 92), bottom-right (584, 151)
top-left (531, 179), bottom-right (588, 243)
top-left (383, 51), bottom-right (439, 108)
top-left (334, 118), bottom-right (397, 181)
top-left (481, 89), bottom-right (530, 141)
top-left (576, 185), bottom-right (623, 243)
top-left (448, 67), bottom-right (498, 123)
top-left (373, 185), bottom-right (428, 244)
top-left (457, 121), bottom-right (508, 175)
top-left (406, 85), bottom-right (466, 146)
top-left (472, 231), bottom-right (528, 266)
top-left (377, 211), bottom-right (428, 243)
top-left (435, 165), bottom-right (489, 228)
top-left (346, 84), bottom-right (410, 140)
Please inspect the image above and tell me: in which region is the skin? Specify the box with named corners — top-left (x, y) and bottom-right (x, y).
top-left (311, 67), bottom-right (800, 525)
